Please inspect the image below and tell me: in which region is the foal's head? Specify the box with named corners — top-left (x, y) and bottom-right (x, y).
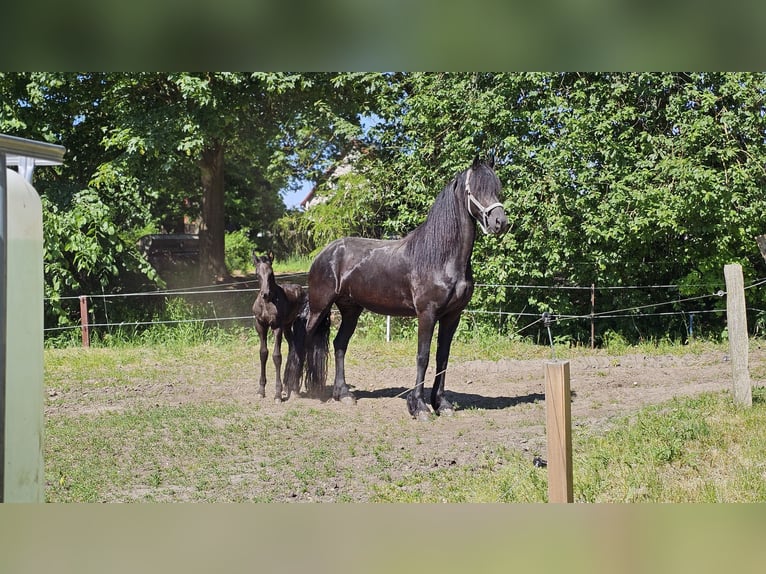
top-left (254, 251), bottom-right (276, 301)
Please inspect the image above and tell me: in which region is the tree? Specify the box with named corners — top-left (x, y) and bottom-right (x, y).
top-left (91, 73), bottom-right (264, 283)
top-left (11, 71), bottom-right (766, 342)
top-left (0, 72), bottom-right (374, 328)
top-left (95, 72), bottom-right (371, 283)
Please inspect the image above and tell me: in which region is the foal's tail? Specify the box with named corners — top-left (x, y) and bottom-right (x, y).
top-left (285, 301), bottom-right (330, 398)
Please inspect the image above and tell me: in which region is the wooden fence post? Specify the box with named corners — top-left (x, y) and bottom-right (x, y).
top-left (724, 264), bottom-right (751, 407)
top-left (79, 295), bottom-right (90, 348)
top-left (590, 283), bottom-right (595, 350)
top-left (545, 360), bottom-right (573, 503)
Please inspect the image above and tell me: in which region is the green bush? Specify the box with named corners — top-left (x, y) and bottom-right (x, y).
top-left (224, 228), bottom-right (257, 274)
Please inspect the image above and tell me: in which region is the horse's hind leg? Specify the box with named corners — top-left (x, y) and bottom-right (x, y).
top-left (255, 321), bottom-right (268, 398)
top-left (284, 313), bottom-right (307, 397)
top-left (272, 328), bottom-right (285, 403)
top-left (332, 303), bottom-right (363, 403)
top-left (282, 326), bottom-right (298, 398)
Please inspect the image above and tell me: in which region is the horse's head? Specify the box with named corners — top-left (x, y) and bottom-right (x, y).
top-left (463, 157), bottom-right (509, 235)
top-left (254, 251), bottom-right (276, 301)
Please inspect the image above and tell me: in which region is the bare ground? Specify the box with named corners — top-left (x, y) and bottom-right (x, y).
top-left (44, 343), bottom-right (765, 502)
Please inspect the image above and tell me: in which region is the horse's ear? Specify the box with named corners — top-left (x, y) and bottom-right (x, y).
top-left (487, 151), bottom-right (495, 169)
top-left (268, 251), bottom-right (274, 263)
top-left (472, 155), bottom-right (481, 169)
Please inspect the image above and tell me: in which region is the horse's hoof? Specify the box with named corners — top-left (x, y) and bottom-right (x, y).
top-left (438, 407), bottom-right (454, 417)
top-left (275, 397), bottom-right (283, 405)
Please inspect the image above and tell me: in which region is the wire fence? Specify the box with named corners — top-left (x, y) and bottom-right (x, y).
top-left (43, 273), bottom-right (766, 346)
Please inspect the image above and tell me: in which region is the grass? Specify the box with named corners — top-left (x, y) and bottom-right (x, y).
top-left (42, 330), bottom-right (766, 502)
top-left (371, 388), bottom-right (766, 503)
top-left (47, 400), bottom-right (354, 502)
top-left (574, 387), bottom-right (766, 502)
top-left (272, 254), bottom-right (312, 275)
top-left (372, 445), bottom-right (549, 502)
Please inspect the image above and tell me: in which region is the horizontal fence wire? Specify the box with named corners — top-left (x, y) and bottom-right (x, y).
top-left (42, 276), bottom-right (766, 337)
top-left (474, 282), bottom-right (722, 291)
top-left (44, 316), bottom-right (257, 333)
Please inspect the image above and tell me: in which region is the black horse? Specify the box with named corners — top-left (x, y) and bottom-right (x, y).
top-left (287, 157), bottom-right (508, 420)
top-left (252, 252), bottom-right (305, 403)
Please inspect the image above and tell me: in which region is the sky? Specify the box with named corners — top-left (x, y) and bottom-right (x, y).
top-left (282, 179), bottom-right (313, 210)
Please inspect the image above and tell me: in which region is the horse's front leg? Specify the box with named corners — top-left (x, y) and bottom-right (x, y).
top-left (408, 312), bottom-right (436, 421)
top-left (431, 312), bottom-right (461, 416)
top-left (272, 327), bottom-right (285, 403)
top-left (255, 321), bottom-right (268, 399)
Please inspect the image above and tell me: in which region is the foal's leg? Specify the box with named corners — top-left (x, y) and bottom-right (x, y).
top-left (272, 327), bottom-right (285, 403)
top-left (332, 303), bottom-right (363, 403)
top-left (255, 320), bottom-right (268, 398)
top-left (407, 312), bottom-right (437, 421)
top-left (430, 312), bottom-right (461, 416)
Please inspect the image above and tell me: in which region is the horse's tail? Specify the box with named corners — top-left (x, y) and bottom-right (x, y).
top-left (285, 300), bottom-right (330, 398)
top-left (304, 308), bottom-right (330, 398)
top-left (283, 319), bottom-right (305, 396)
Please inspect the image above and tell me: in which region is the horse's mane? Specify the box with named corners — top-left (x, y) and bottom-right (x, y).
top-left (402, 170), bottom-right (468, 270)
top-left (402, 163), bottom-right (500, 271)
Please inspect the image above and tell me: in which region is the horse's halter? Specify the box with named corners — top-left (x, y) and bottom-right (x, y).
top-left (464, 168), bottom-right (505, 234)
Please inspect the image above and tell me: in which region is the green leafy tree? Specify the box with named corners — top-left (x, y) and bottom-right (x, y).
top-left (7, 71), bottom-right (766, 342)
top-left (94, 72), bottom-right (371, 283)
top-left (1, 72), bottom-right (160, 328)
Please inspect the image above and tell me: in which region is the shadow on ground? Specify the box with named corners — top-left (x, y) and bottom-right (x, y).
top-left (352, 387), bottom-right (551, 410)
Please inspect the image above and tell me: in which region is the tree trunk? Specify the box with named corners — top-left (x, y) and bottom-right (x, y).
top-left (198, 141), bottom-right (229, 284)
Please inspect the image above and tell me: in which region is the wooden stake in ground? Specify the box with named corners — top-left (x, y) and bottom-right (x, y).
top-left (545, 360), bottom-right (573, 503)
top-left (79, 295), bottom-right (90, 348)
top-left (724, 264), bottom-right (752, 407)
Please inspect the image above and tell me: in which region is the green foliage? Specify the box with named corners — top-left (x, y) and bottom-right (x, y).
top-left (301, 171), bottom-right (386, 251)
top-left (7, 72), bottom-right (766, 343)
top-left (224, 228), bottom-right (257, 274)
top-left (0, 71), bottom-right (379, 331)
top-left (325, 72), bottom-right (766, 342)
top-left (271, 254), bottom-right (312, 274)
top-left (42, 189), bottom-right (159, 327)
top-left (272, 209), bottom-right (316, 257)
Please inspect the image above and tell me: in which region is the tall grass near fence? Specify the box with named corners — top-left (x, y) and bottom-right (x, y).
top-left (45, 274), bottom-right (766, 354)
top-left (45, 295), bottom-right (258, 349)
top-left (575, 388), bottom-right (766, 502)
top-left (46, 275), bottom-right (765, 350)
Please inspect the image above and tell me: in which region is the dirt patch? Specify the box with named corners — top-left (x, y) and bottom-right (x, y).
top-left (45, 344), bottom-right (764, 502)
top-left (336, 349), bottom-right (743, 456)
